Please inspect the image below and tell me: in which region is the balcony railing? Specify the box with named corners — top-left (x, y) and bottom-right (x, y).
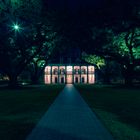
top-left (45, 71), bottom-right (94, 75)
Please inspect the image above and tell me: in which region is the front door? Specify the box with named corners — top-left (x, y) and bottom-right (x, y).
top-left (82, 77), bottom-right (85, 83)
top-left (55, 77), bottom-right (58, 83)
top-left (75, 77), bottom-right (78, 83)
top-left (61, 77), bottom-right (64, 83)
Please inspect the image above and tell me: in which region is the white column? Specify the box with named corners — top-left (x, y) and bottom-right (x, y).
top-left (87, 66), bottom-right (89, 84)
top-left (58, 66), bottom-right (60, 84)
top-left (50, 66), bottom-right (52, 84)
top-left (65, 65), bottom-right (67, 84)
top-left (80, 66), bottom-right (81, 83)
top-left (72, 65), bottom-right (74, 84)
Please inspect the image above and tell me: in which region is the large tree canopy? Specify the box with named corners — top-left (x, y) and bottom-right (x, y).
top-left (82, 20), bottom-right (140, 85)
top-left (0, 1), bottom-right (58, 86)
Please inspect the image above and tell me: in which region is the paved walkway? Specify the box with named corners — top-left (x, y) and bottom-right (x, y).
top-left (26, 84), bottom-right (114, 140)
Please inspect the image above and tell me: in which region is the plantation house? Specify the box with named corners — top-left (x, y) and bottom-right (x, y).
top-left (44, 64), bottom-right (95, 84)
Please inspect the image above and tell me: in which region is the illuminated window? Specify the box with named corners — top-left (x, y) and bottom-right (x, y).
top-left (81, 68), bottom-right (86, 74)
top-left (74, 66), bottom-right (80, 74)
top-left (53, 68), bottom-right (58, 74)
top-left (45, 66), bottom-right (51, 74)
top-left (67, 66), bottom-right (72, 74)
top-left (60, 68), bottom-right (65, 74)
top-left (67, 66), bottom-right (72, 72)
top-left (88, 66), bottom-right (95, 74)
top-left (88, 75), bottom-right (95, 83)
top-left (44, 75), bottom-right (51, 84)
top-left (74, 68), bottom-right (79, 74)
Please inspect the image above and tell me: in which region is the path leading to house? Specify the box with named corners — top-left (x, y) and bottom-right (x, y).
top-left (26, 84), bottom-right (114, 140)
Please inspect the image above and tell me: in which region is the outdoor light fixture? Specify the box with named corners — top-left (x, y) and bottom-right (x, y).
top-left (14, 24), bottom-right (19, 30)
top-left (11, 23), bottom-right (21, 32)
top-left (13, 24), bottom-right (20, 31)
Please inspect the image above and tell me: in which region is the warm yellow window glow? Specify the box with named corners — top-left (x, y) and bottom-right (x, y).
top-left (67, 75), bottom-right (72, 84)
top-left (44, 75), bottom-right (51, 84)
top-left (88, 75), bottom-right (95, 83)
top-left (88, 66), bottom-right (95, 71)
top-left (44, 65), bottom-right (95, 84)
top-left (67, 66), bottom-right (72, 71)
top-left (45, 66), bottom-right (51, 71)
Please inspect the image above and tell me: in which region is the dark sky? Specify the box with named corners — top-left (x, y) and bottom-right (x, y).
top-left (47, 0), bottom-right (104, 11)
top-left (46, 0), bottom-right (140, 12)
top-left (45, 0), bottom-right (140, 24)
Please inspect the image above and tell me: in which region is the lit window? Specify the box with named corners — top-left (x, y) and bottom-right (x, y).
top-left (53, 68), bottom-right (58, 74)
top-left (67, 66), bottom-right (72, 72)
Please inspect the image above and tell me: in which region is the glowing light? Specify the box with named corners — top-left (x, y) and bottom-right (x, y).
top-left (88, 66), bottom-right (95, 72)
top-left (67, 75), bottom-right (72, 84)
top-left (44, 65), bottom-right (95, 84)
top-left (67, 66), bottom-right (72, 71)
top-left (45, 66), bottom-right (51, 74)
top-left (14, 25), bottom-right (19, 30)
top-left (88, 75), bottom-right (95, 83)
top-left (11, 23), bottom-right (21, 32)
top-left (44, 75), bottom-right (51, 84)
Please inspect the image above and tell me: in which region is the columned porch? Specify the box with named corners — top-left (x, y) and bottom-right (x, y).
top-left (44, 65), bottom-right (95, 84)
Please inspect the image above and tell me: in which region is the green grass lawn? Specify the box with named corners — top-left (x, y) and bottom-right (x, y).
top-left (75, 84), bottom-right (140, 140)
top-left (0, 84), bottom-right (64, 140)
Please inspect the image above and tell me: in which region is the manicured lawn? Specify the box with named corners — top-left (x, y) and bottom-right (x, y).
top-left (75, 84), bottom-right (140, 140)
top-left (0, 84), bottom-right (64, 140)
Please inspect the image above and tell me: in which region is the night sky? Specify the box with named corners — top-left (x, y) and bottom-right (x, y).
top-left (46, 0), bottom-right (140, 14)
top-left (45, 0), bottom-right (140, 20)
top-left (47, 0), bottom-right (104, 11)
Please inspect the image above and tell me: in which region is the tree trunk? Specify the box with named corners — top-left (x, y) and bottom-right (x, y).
top-left (124, 75), bottom-right (133, 86)
top-left (8, 75), bottom-right (19, 88)
top-left (30, 63), bottom-right (40, 84)
top-left (31, 75), bottom-right (40, 84)
top-left (123, 64), bottom-right (134, 86)
top-left (103, 73), bottom-right (111, 84)
top-left (30, 63), bottom-right (45, 85)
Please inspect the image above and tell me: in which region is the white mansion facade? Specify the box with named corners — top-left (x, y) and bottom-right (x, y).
top-left (44, 64), bottom-right (95, 84)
